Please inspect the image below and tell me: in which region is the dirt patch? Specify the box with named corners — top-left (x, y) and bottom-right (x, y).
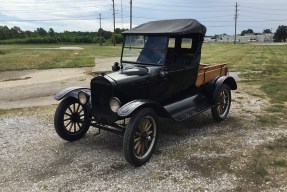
top-left (1, 76), bottom-right (31, 82)
top-left (0, 67), bottom-right (93, 109)
top-left (24, 46), bottom-right (84, 50)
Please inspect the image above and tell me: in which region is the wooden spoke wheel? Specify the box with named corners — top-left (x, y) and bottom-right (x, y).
top-left (211, 84), bottom-right (231, 122)
top-left (123, 108), bottom-right (158, 167)
top-left (54, 97), bottom-right (90, 141)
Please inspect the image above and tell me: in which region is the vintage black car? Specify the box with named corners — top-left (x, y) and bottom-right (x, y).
top-left (54, 19), bottom-right (237, 166)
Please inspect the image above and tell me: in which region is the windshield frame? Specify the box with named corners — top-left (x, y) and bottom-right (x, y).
top-left (121, 35), bottom-right (169, 66)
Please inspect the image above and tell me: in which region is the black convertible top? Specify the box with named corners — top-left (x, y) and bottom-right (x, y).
top-left (122, 19), bottom-right (206, 36)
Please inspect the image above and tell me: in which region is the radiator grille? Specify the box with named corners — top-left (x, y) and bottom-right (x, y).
top-left (91, 83), bottom-right (112, 113)
top-left (91, 77), bottom-right (117, 123)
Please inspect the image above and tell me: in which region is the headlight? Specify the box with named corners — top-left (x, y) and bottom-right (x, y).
top-left (78, 91), bottom-right (89, 105)
top-left (110, 97), bottom-right (121, 113)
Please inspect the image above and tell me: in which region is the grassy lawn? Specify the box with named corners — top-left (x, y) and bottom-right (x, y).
top-left (0, 44), bottom-right (121, 71)
top-left (1, 43), bottom-right (286, 72)
top-left (202, 43), bottom-right (287, 72)
top-left (203, 43), bottom-right (287, 125)
top-left (214, 44), bottom-right (287, 125)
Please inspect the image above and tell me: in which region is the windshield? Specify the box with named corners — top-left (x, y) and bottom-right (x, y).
top-left (122, 35), bottom-right (167, 65)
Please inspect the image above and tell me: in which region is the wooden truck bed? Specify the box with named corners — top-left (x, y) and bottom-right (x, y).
top-left (195, 63), bottom-right (228, 87)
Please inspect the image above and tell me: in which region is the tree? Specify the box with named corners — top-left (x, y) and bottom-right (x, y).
top-left (36, 27), bottom-right (47, 36)
top-left (263, 29), bottom-right (272, 33)
top-left (273, 25), bottom-right (287, 42)
top-left (98, 28), bottom-right (112, 39)
top-left (10, 26), bottom-right (24, 39)
top-left (0, 26), bottom-right (10, 40)
top-left (24, 30), bottom-right (33, 38)
top-left (241, 29), bottom-right (254, 36)
top-left (48, 28), bottom-right (55, 37)
top-left (114, 28), bottom-right (128, 34)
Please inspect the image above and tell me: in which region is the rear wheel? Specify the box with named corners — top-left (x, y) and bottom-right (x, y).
top-left (123, 108), bottom-right (158, 167)
top-left (211, 84), bottom-right (231, 122)
top-left (54, 97), bottom-right (90, 141)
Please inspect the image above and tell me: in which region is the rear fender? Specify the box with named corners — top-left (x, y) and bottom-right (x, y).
top-left (210, 76), bottom-right (237, 103)
top-left (118, 100), bottom-right (170, 118)
top-left (54, 86), bottom-right (91, 100)
top-left (212, 76), bottom-right (237, 90)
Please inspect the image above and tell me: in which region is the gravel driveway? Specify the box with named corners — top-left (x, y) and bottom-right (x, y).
top-left (1, 83), bottom-right (286, 191)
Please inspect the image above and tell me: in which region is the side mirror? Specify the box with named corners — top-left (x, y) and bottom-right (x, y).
top-left (112, 62), bottom-right (121, 72)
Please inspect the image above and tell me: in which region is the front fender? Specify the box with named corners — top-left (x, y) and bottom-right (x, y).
top-left (54, 86), bottom-right (90, 100)
top-left (118, 99), bottom-right (170, 118)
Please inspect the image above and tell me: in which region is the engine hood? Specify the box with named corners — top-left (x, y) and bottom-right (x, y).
top-left (105, 65), bottom-right (161, 85)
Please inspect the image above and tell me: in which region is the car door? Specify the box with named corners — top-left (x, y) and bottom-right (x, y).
top-left (164, 37), bottom-right (200, 97)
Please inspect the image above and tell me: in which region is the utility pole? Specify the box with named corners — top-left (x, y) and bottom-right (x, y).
top-left (99, 13), bottom-right (102, 45)
top-left (121, 0), bottom-right (123, 28)
top-left (130, 0), bottom-right (132, 29)
top-left (112, 0), bottom-right (116, 46)
top-left (234, 2), bottom-right (239, 44)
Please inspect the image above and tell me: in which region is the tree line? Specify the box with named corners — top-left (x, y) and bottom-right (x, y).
top-left (0, 26), bottom-right (128, 44)
top-left (1, 25), bottom-right (287, 44)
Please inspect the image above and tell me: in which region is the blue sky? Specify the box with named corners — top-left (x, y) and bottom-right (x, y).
top-left (0, 0), bottom-right (286, 35)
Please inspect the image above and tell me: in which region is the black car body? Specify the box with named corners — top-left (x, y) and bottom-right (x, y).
top-left (54, 19), bottom-right (237, 166)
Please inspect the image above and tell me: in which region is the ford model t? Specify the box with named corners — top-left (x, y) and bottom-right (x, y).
top-left (54, 19), bottom-right (237, 166)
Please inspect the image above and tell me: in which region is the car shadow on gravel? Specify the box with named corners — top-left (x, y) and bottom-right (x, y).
top-left (126, 111), bottom-right (238, 165)
top-left (158, 111), bottom-right (236, 139)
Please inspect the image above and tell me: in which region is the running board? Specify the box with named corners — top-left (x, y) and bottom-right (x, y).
top-left (164, 94), bottom-right (213, 121)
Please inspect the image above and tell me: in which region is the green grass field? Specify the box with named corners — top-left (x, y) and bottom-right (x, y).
top-left (202, 43), bottom-right (287, 119)
top-left (0, 44), bottom-right (121, 71)
top-left (1, 43), bottom-right (286, 72)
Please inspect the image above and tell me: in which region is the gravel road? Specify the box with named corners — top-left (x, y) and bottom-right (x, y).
top-left (1, 83), bottom-right (286, 191)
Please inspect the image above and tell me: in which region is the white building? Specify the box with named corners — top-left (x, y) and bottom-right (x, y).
top-left (205, 33), bottom-right (274, 43)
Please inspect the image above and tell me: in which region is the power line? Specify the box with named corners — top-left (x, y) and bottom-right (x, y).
top-left (240, 5), bottom-right (286, 11)
top-left (131, 6), bottom-right (232, 12)
top-left (0, 4), bottom-right (112, 12)
top-left (240, 9), bottom-right (284, 16)
top-left (0, 17), bottom-right (111, 22)
top-left (128, 2), bottom-right (234, 8)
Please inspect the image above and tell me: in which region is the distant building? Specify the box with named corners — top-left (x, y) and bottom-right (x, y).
top-left (205, 33), bottom-right (274, 43)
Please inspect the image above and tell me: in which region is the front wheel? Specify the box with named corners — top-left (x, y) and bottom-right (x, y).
top-left (123, 108), bottom-right (158, 167)
top-left (54, 97), bottom-right (90, 141)
top-left (211, 84), bottom-right (231, 122)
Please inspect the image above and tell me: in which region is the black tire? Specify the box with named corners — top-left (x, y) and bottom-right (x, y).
top-left (123, 108), bottom-right (158, 167)
top-left (54, 97), bottom-right (90, 141)
top-left (211, 84), bottom-right (231, 122)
